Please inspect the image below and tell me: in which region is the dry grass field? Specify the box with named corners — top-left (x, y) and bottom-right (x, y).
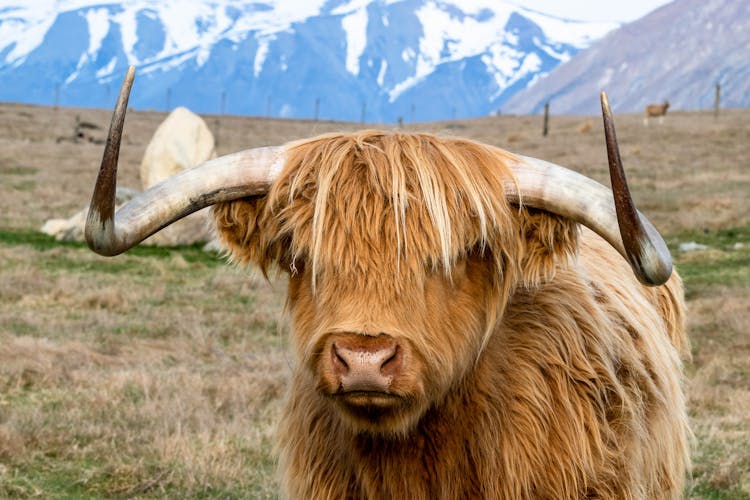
top-left (1, 101), bottom-right (749, 498)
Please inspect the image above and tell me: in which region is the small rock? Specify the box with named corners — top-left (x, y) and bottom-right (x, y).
top-left (40, 218), bottom-right (71, 238)
top-left (678, 241), bottom-right (708, 252)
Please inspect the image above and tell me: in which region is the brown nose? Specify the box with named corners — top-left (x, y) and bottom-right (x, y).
top-left (330, 335), bottom-right (401, 393)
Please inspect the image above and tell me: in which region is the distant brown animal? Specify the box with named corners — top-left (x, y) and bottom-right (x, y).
top-left (85, 67), bottom-right (690, 499)
top-left (577, 120), bottom-right (593, 133)
top-left (644, 100), bottom-right (670, 125)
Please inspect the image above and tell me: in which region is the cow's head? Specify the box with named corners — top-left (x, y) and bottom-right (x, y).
top-left (85, 67), bottom-right (672, 436)
top-left (211, 132), bottom-right (582, 433)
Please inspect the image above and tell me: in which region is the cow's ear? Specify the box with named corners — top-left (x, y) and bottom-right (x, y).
top-left (514, 207), bottom-right (579, 288)
top-left (212, 196), bottom-right (286, 276)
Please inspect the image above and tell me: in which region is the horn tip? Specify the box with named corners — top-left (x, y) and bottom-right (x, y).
top-left (637, 261), bottom-right (673, 287)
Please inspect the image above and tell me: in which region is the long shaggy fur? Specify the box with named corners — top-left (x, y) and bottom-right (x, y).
top-left (212, 130), bottom-right (689, 499)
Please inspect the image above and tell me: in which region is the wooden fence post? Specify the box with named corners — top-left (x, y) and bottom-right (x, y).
top-left (714, 83), bottom-right (721, 119)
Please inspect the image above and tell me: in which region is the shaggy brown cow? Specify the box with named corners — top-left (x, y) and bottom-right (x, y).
top-left (86, 67), bottom-right (690, 499)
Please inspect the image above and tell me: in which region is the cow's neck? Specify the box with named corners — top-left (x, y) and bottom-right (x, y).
top-left (279, 340), bottom-right (503, 498)
top-left (344, 351), bottom-right (499, 498)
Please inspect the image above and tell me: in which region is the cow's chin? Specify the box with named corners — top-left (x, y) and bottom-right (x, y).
top-left (329, 390), bottom-right (428, 436)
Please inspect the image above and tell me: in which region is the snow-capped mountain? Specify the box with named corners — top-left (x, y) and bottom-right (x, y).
top-left (0, 1), bottom-right (617, 122)
top-left (503, 0), bottom-right (750, 115)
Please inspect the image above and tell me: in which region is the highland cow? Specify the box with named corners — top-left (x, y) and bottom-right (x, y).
top-left (86, 67), bottom-right (690, 499)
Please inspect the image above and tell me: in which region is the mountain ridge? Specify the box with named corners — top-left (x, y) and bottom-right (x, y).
top-left (502, 0), bottom-right (750, 115)
top-left (0, 0), bottom-right (616, 122)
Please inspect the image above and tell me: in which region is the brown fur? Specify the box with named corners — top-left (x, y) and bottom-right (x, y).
top-left (645, 101), bottom-right (670, 118)
top-left (212, 130), bottom-right (689, 499)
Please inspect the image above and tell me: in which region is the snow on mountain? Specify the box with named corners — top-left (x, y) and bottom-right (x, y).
top-left (0, 0), bottom-right (617, 122)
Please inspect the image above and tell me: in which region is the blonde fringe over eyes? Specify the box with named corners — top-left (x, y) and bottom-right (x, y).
top-left (280, 131), bottom-right (520, 288)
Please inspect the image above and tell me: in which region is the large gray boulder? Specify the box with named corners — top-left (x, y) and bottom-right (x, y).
top-left (140, 107), bottom-right (217, 247)
top-left (139, 107), bottom-right (216, 190)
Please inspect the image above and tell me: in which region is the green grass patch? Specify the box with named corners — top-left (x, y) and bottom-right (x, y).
top-left (39, 254), bottom-right (160, 275)
top-left (670, 225), bottom-right (750, 292)
top-left (0, 227), bottom-right (68, 250)
top-left (0, 452), bottom-right (278, 499)
top-left (10, 180), bottom-right (36, 191)
top-left (0, 228), bottom-right (224, 268)
top-left (3, 320), bottom-right (40, 337)
top-left (677, 251), bottom-right (750, 290)
top-left (0, 165), bottom-right (38, 176)
top-left (110, 322), bottom-right (176, 339)
top-left (688, 482), bottom-right (750, 500)
top-left (0, 458), bottom-right (103, 499)
top-left (668, 226), bottom-right (750, 251)
top-left (0, 458), bottom-right (178, 499)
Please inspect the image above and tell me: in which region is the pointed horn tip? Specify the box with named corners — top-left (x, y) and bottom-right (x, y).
top-left (636, 226), bottom-right (674, 286)
top-left (122, 66), bottom-right (135, 93)
top-left (114, 66), bottom-right (135, 102)
top-left (636, 257), bottom-right (673, 287)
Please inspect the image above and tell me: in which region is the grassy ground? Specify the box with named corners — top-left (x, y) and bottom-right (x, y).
top-left (0, 229), bottom-right (288, 498)
top-left (1, 102), bottom-right (749, 498)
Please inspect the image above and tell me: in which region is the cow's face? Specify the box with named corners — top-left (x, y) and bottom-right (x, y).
top-left (212, 132), bottom-right (578, 435)
top-left (285, 249), bottom-right (500, 435)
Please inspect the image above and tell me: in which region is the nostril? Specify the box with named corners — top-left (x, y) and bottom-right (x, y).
top-left (382, 349), bottom-right (396, 367)
top-left (331, 343), bottom-right (349, 374)
top-left (379, 345), bottom-right (400, 376)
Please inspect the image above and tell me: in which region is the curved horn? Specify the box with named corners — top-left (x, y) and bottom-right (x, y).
top-left (600, 92), bottom-right (672, 285)
top-left (85, 66), bottom-right (285, 256)
top-left (504, 93), bottom-right (672, 286)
